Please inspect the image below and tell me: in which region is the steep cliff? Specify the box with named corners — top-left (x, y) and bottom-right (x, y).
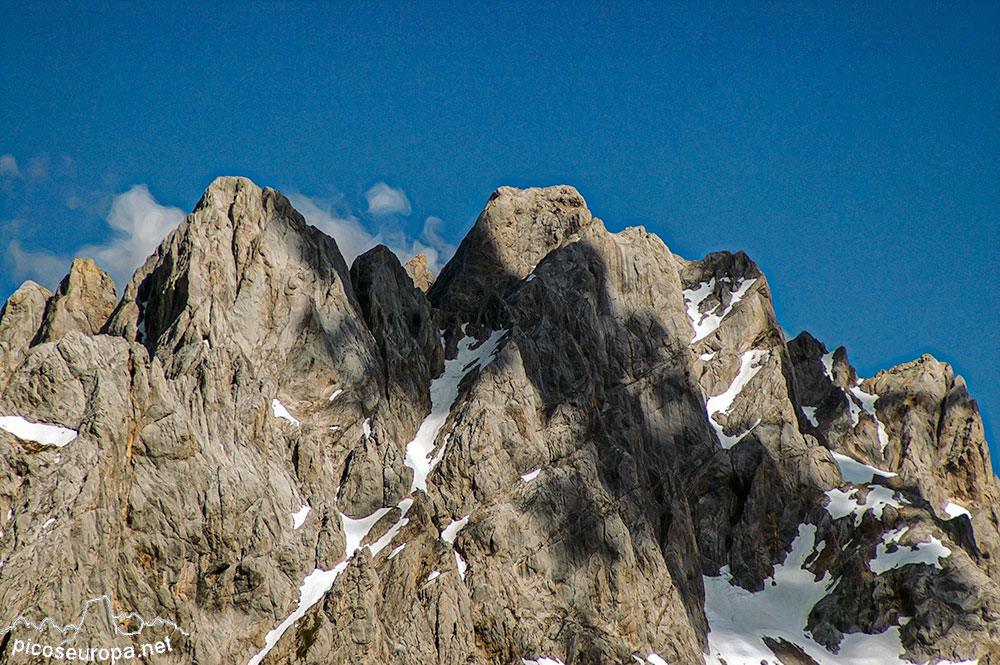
top-left (0, 178), bottom-right (996, 665)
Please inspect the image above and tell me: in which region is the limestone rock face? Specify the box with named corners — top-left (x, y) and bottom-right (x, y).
top-left (0, 280), bottom-right (50, 383)
top-left (404, 253), bottom-right (435, 292)
top-left (0, 178), bottom-right (997, 665)
top-left (431, 185), bottom-right (594, 323)
top-left (34, 257), bottom-right (118, 344)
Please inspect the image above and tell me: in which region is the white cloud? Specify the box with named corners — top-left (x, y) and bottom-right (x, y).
top-left (5, 185), bottom-right (184, 292)
top-left (289, 190), bottom-right (454, 275)
top-left (0, 154), bottom-right (19, 179)
top-left (6, 181), bottom-right (453, 297)
top-left (6, 240), bottom-right (70, 288)
top-left (364, 181), bottom-right (412, 217)
top-left (76, 185), bottom-right (185, 289)
top-left (287, 192), bottom-right (381, 266)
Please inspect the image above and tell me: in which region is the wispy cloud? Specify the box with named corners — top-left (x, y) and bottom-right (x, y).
top-left (287, 192), bottom-right (380, 266)
top-left (289, 185), bottom-right (455, 274)
top-left (5, 180), bottom-right (453, 296)
top-left (6, 240), bottom-right (68, 287)
top-left (364, 181), bottom-right (412, 217)
top-left (4, 185), bottom-right (184, 292)
top-left (76, 185), bottom-right (185, 289)
top-left (0, 154), bottom-right (19, 179)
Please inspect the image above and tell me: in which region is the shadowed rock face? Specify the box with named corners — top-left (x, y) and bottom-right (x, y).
top-left (0, 177), bottom-right (997, 665)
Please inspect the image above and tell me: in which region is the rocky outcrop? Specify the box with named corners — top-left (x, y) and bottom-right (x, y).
top-left (404, 254), bottom-right (435, 292)
top-left (33, 258), bottom-right (118, 345)
top-left (0, 178), bottom-right (996, 665)
top-left (0, 280), bottom-right (50, 383)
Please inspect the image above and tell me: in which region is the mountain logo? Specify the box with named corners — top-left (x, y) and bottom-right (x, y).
top-left (0, 596), bottom-right (188, 662)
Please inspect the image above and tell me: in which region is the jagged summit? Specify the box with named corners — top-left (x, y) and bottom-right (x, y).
top-left (430, 185), bottom-right (598, 320)
top-left (0, 176), bottom-right (996, 665)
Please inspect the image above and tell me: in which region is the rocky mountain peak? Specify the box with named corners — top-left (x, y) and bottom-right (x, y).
top-left (33, 257), bottom-right (117, 345)
top-left (430, 185), bottom-right (598, 321)
top-left (104, 176), bottom-right (358, 374)
top-left (0, 177), bottom-right (997, 665)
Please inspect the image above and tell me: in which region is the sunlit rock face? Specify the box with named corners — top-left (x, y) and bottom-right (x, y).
top-left (0, 177), bottom-right (996, 665)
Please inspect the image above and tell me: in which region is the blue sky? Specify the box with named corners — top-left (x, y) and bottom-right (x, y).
top-left (2, 2), bottom-right (998, 470)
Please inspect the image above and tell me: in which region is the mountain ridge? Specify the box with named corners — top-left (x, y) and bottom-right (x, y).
top-left (0, 175), bottom-right (995, 665)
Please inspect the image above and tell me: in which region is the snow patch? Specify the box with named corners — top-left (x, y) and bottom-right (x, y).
top-left (825, 485), bottom-right (903, 525)
top-left (388, 543), bottom-right (406, 560)
top-left (700, 352), bottom-right (716, 361)
top-left (646, 655), bottom-right (668, 665)
top-left (802, 406), bottom-right (819, 427)
top-left (404, 327), bottom-right (507, 492)
top-left (684, 277), bottom-right (757, 343)
top-left (426, 570), bottom-right (441, 582)
top-left (818, 349), bottom-right (889, 452)
top-left (820, 351), bottom-right (836, 380)
top-left (521, 469), bottom-right (541, 482)
top-left (870, 527), bottom-right (952, 574)
top-left (944, 501), bottom-right (971, 520)
top-left (522, 658), bottom-right (566, 665)
top-left (367, 498), bottom-right (413, 557)
top-left (329, 388), bottom-right (343, 402)
top-left (291, 505), bottom-right (310, 530)
top-left (271, 399), bottom-right (300, 426)
top-left (703, 523), bottom-right (972, 665)
top-left (246, 564), bottom-right (348, 665)
top-left (441, 514), bottom-right (470, 544)
top-left (850, 385), bottom-right (889, 452)
top-left (455, 551), bottom-right (468, 579)
top-left (831, 452), bottom-right (896, 484)
top-left (362, 418), bottom-right (372, 438)
top-left (0, 416), bottom-right (77, 447)
top-left (705, 350), bottom-right (767, 449)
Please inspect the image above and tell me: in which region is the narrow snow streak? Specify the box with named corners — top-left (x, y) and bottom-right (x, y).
top-left (819, 349), bottom-right (889, 452)
top-left (522, 658), bottom-right (566, 665)
top-left (249, 328), bottom-right (507, 665)
top-left (831, 452), bottom-right (896, 484)
top-left (0, 416), bottom-right (77, 447)
top-left (850, 385), bottom-right (889, 452)
top-left (870, 526), bottom-right (952, 574)
top-left (684, 277), bottom-right (757, 343)
top-left (704, 523), bottom-right (975, 665)
top-left (329, 388), bottom-right (343, 402)
top-left (271, 399), bottom-right (300, 426)
top-left (404, 327), bottom-right (507, 492)
top-left (705, 350), bottom-right (767, 449)
top-left (247, 497), bottom-right (413, 665)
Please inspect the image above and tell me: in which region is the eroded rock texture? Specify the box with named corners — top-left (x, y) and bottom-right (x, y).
top-left (0, 178), bottom-right (996, 665)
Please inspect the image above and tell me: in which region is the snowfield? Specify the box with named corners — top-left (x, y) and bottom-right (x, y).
top-left (703, 523), bottom-right (975, 665)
